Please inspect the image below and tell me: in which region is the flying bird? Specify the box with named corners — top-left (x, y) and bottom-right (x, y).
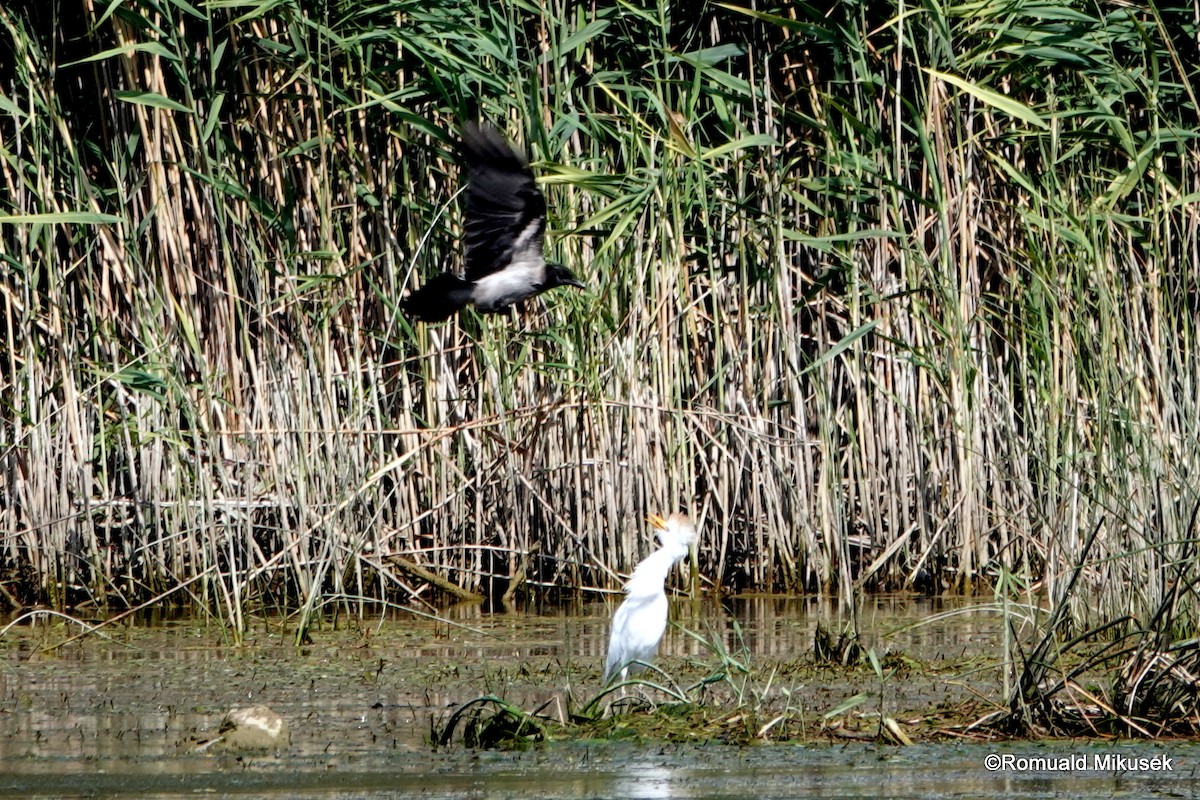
top-left (401, 123), bottom-right (584, 322)
top-left (603, 513), bottom-right (697, 685)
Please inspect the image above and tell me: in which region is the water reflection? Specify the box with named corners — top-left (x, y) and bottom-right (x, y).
top-left (612, 764), bottom-right (677, 799)
top-left (0, 597), bottom-right (1002, 765)
top-left (421, 594), bottom-right (1002, 666)
top-left (0, 741), bottom-right (1192, 799)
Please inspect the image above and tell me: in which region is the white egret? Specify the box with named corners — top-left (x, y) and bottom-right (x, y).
top-left (603, 512), bottom-right (696, 685)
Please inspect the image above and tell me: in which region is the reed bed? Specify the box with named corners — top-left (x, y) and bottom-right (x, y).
top-left (1, 0), bottom-right (1198, 641)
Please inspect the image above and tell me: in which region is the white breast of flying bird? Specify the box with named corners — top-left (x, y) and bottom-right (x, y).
top-left (471, 253), bottom-right (545, 311)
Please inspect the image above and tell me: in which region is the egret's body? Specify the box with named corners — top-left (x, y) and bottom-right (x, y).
top-left (603, 513), bottom-right (696, 684)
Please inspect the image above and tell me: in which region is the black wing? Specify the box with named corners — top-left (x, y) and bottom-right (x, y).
top-left (460, 123), bottom-right (547, 281)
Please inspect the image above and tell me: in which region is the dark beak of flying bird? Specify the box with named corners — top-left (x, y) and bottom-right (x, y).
top-left (401, 123), bottom-right (584, 323)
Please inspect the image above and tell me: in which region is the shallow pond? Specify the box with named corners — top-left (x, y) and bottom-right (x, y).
top-left (1, 597), bottom-right (1195, 798)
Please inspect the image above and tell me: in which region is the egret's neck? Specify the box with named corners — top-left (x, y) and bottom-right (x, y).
top-left (625, 543), bottom-right (690, 598)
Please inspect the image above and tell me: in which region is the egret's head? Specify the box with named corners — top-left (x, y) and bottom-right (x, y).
top-left (648, 512), bottom-right (696, 552)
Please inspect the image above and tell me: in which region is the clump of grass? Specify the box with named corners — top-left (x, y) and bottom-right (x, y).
top-left (814, 623), bottom-right (863, 667)
top-left (1114, 640), bottom-right (1200, 736)
top-left (431, 619), bottom-right (943, 748)
top-left (433, 695), bottom-right (550, 750)
top-left (975, 508), bottom-right (1200, 737)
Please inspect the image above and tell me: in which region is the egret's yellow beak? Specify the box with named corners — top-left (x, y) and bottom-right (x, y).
top-left (647, 513), bottom-right (667, 529)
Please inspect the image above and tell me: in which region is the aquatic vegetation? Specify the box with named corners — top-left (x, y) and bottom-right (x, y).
top-left (435, 695), bottom-right (549, 750)
top-left (978, 515), bottom-right (1200, 738)
top-left (434, 618), bottom-right (952, 748)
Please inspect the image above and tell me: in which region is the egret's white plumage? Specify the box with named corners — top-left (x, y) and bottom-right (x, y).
top-left (603, 513), bottom-right (696, 684)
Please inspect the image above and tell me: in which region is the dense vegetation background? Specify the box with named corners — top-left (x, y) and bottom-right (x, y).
top-left (2, 0), bottom-right (1198, 635)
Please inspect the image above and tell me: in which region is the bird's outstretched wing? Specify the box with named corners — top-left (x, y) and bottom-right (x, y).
top-left (460, 123), bottom-right (547, 282)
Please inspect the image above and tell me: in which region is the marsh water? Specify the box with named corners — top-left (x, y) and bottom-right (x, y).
top-left (1, 597), bottom-right (1195, 798)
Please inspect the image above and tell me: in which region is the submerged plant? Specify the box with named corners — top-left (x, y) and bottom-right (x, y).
top-left (433, 695), bottom-right (550, 750)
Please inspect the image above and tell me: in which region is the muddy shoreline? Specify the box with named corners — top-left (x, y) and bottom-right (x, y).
top-left (3, 598), bottom-right (1193, 797)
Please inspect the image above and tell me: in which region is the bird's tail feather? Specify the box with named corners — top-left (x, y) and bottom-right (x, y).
top-left (402, 272), bottom-right (474, 322)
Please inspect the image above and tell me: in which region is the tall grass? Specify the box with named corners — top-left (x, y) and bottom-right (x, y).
top-left (1, 0), bottom-right (1198, 637)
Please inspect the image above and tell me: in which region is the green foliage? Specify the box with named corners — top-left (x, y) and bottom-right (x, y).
top-left (0, 0), bottom-right (1198, 641)
top-left (434, 695), bottom-right (547, 749)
